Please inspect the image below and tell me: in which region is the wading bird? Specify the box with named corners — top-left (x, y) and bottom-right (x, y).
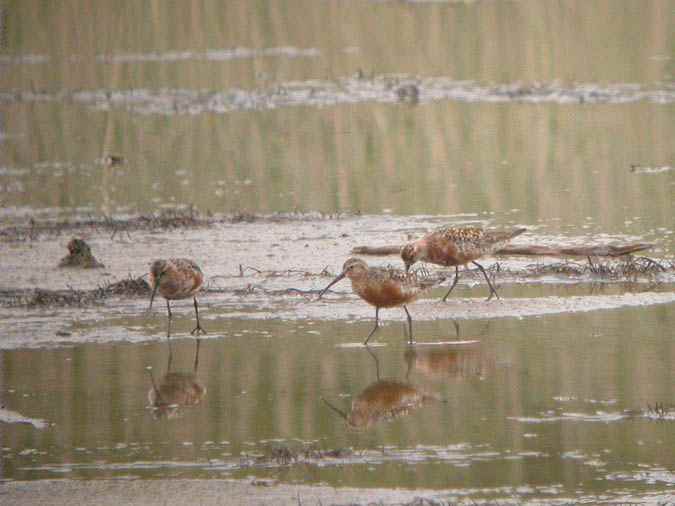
top-left (148, 258), bottom-right (206, 335)
top-left (401, 226), bottom-right (526, 301)
top-left (318, 257), bottom-right (444, 344)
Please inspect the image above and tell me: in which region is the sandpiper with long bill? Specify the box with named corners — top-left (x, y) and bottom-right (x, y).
top-left (318, 257), bottom-right (444, 345)
top-left (401, 226), bottom-right (526, 301)
top-left (148, 258), bottom-right (206, 335)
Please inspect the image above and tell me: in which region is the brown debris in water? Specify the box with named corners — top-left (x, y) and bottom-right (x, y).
top-left (2, 275), bottom-right (150, 308)
top-left (25, 288), bottom-right (93, 308)
top-left (351, 245), bottom-right (402, 256)
top-left (101, 275), bottom-right (152, 296)
top-left (401, 499), bottom-right (457, 506)
top-left (231, 211), bottom-right (258, 223)
top-left (0, 208), bottom-right (355, 241)
top-left (644, 402), bottom-right (675, 420)
top-left (527, 256), bottom-right (674, 280)
top-left (101, 155), bottom-right (125, 167)
top-left (58, 238), bottom-right (105, 268)
top-left (249, 445), bottom-right (354, 467)
top-left (500, 242), bottom-right (655, 257)
top-left (236, 264), bottom-right (331, 279)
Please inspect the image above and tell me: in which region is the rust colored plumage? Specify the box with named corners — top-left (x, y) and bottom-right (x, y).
top-left (148, 258), bottom-right (206, 335)
top-left (401, 226), bottom-right (526, 300)
top-left (318, 258), bottom-right (444, 344)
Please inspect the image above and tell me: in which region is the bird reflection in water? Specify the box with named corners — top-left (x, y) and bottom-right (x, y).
top-left (147, 338), bottom-right (206, 418)
top-left (404, 321), bottom-right (490, 382)
top-left (404, 341), bottom-right (488, 382)
top-left (322, 347), bottom-right (438, 429)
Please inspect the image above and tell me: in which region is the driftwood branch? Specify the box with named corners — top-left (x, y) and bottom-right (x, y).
top-left (351, 243), bottom-right (654, 258)
top-left (351, 245), bottom-right (402, 255)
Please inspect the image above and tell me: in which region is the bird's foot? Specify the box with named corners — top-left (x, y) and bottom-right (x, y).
top-left (190, 326), bottom-right (207, 336)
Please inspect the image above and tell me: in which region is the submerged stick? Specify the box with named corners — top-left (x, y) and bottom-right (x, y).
top-left (351, 245), bottom-right (402, 256)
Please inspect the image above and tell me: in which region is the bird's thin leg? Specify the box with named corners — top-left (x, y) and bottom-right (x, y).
top-left (364, 307), bottom-right (380, 345)
top-left (452, 318), bottom-right (460, 338)
top-left (166, 300), bottom-right (172, 337)
top-left (191, 297), bottom-right (206, 335)
top-left (403, 305), bottom-right (413, 345)
top-left (441, 266), bottom-right (460, 302)
top-left (193, 339), bottom-right (201, 373)
top-left (167, 334), bottom-right (174, 371)
top-left (366, 345), bottom-right (381, 380)
top-left (404, 348), bottom-right (415, 381)
top-left (472, 260), bottom-right (499, 300)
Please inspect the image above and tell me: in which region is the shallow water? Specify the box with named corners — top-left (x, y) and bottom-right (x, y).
top-left (1, 1), bottom-right (674, 239)
top-left (1, 0), bottom-right (674, 502)
top-left (1, 305), bottom-right (674, 500)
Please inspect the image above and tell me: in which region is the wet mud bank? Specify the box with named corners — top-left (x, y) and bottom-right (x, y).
top-left (0, 214), bottom-right (673, 349)
top-left (0, 209), bottom-right (354, 242)
top-left (3, 478), bottom-right (673, 506)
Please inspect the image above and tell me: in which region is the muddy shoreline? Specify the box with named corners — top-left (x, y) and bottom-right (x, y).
top-left (2, 478), bottom-right (671, 505)
top-left (0, 214), bottom-right (673, 350)
top-left (1, 215), bottom-right (673, 298)
top-left (0, 209), bottom-right (356, 242)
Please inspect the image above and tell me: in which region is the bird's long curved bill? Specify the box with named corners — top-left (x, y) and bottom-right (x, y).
top-left (148, 274), bottom-right (162, 311)
top-left (318, 272), bottom-right (345, 299)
